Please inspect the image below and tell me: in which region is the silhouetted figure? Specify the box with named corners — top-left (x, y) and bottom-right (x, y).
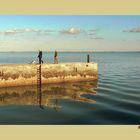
top-left (54, 50), bottom-right (58, 64)
top-left (38, 50), bottom-right (43, 64)
top-left (87, 54), bottom-right (90, 63)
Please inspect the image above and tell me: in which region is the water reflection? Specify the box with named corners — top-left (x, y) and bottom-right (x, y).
top-left (0, 81), bottom-right (98, 110)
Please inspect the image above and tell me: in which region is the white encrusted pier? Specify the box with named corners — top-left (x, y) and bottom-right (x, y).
top-left (0, 62), bottom-right (98, 87)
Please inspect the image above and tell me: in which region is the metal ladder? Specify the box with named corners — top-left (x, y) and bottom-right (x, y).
top-left (37, 64), bottom-right (41, 87)
top-left (37, 64), bottom-right (43, 108)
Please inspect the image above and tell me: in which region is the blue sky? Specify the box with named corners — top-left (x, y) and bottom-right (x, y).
top-left (0, 16), bottom-right (140, 51)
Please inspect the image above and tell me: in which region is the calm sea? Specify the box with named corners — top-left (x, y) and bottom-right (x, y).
top-left (0, 52), bottom-right (140, 124)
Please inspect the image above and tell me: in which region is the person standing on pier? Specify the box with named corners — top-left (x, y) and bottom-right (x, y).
top-left (38, 50), bottom-right (43, 64)
top-left (54, 50), bottom-right (58, 64)
top-left (87, 54), bottom-right (90, 63)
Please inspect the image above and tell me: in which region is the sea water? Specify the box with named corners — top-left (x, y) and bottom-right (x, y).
top-left (0, 52), bottom-right (139, 124)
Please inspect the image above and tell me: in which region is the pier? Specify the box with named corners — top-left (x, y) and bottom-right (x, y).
top-left (0, 62), bottom-right (98, 87)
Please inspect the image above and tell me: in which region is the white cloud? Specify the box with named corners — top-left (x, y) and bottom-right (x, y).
top-left (4, 29), bottom-right (20, 35)
top-left (90, 37), bottom-right (104, 40)
top-left (88, 33), bottom-right (96, 36)
top-left (23, 28), bottom-right (40, 33)
top-left (2, 28), bottom-right (40, 35)
top-left (123, 27), bottom-right (140, 33)
top-left (0, 28), bottom-right (56, 35)
top-left (87, 28), bottom-right (101, 39)
top-left (88, 29), bottom-right (99, 32)
top-left (60, 28), bottom-right (81, 35)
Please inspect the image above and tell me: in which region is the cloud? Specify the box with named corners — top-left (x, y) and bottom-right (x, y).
top-left (123, 27), bottom-right (140, 33)
top-left (0, 28), bottom-right (56, 35)
top-left (88, 29), bottom-right (99, 32)
top-left (122, 29), bottom-right (129, 32)
top-left (90, 37), bottom-right (104, 40)
top-left (87, 28), bottom-right (100, 37)
top-left (2, 28), bottom-right (40, 35)
top-left (44, 29), bottom-right (55, 32)
top-left (87, 28), bottom-right (104, 40)
top-left (88, 33), bottom-right (96, 36)
top-left (4, 29), bottom-right (20, 35)
top-left (60, 28), bottom-right (81, 35)
top-left (23, 28), bottom-right (40, 33)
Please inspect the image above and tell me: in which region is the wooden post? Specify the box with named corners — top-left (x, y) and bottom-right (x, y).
top-left (87, 54), bottom-right (90, 63)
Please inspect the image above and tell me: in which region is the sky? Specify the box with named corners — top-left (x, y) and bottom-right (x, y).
top-left (0, 16), bottom-right (140, 52)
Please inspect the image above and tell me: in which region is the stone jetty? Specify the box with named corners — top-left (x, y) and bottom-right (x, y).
top-left (0, 62), bottom-right (98, 87)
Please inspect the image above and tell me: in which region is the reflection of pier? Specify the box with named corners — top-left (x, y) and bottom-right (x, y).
top-left (0, 81), bottom-right (98, 110)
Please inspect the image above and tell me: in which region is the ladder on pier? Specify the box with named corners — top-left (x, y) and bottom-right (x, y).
top-left (37, 64), bottom-right (42, 108)
top-left (37, 64), bottom-right (41, 87)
